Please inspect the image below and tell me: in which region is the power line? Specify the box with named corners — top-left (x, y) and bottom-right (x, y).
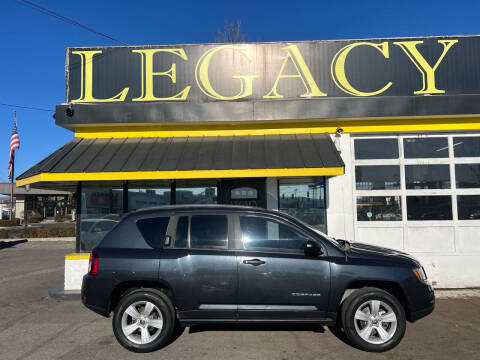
top-left (16, 0), bottom-right (128, 46)
top-left (0, 103), bottom-right (53, 112)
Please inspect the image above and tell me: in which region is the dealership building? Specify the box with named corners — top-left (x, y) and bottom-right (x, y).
top-left (17, 35), bottom-right (480, 290)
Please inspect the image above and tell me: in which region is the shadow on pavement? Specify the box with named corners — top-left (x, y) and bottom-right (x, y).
top-left (189, 323), bottom-right (325, 334)
top-left (0, 239), bottom-right (27, 250)
top-left (163, 323), bottom-right (187, 348)
top-left (327, 325), bottom-right (351, 346)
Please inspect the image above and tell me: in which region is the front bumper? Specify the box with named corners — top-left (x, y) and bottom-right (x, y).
top-left (410, 301), bottom-right (435, 322)
top-left (409, 286), bottom-right (435, 322)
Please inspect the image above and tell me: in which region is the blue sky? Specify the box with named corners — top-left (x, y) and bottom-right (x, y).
top-left (1, 0), bottom-right (480, 181)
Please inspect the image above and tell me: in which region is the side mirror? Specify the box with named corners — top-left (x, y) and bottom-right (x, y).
top-left (305, 239), bottom-right (323, 257)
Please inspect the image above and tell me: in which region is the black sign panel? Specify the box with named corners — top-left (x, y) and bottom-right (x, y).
top-left (56, 36), bottom-right (480, 128)
top-left (66, 36), bottom-right (480, 104)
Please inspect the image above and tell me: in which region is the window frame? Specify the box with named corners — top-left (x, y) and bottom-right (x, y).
top-left (351, 133), bottom-right (480, 226)
top-left (233, 213), bottom-right (324, 256)
top-left (135, 216), bottom-right (172, 249)
top-left (168, 211), bottom-right (235, 251)
top-left (354, 164), bottom-right (401, 190)
top-left (277, 177), bottom-right (328, 233)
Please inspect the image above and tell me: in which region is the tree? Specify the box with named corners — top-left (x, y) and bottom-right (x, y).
top-left (213, 20), bottom-right (247, 43)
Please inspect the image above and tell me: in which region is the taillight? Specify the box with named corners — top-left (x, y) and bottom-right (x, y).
top-left (88, 249), bottom-right (100, 275)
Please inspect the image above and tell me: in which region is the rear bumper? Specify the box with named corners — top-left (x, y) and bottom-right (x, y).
top-left (81, 274), bottom-right (110, 317)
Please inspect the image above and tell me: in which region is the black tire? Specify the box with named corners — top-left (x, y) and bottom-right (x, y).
top-left (112, 288), bottom-right (176, 353)
top-left (341, 287), bottom-right (406, 352)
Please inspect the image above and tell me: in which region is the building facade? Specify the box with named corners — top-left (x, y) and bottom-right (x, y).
top-left (0, 183), bottom-right (72, 220)
top-left (17, 35), bottom-right (480, 290)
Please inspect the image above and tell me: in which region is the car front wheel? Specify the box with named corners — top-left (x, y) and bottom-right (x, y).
top-left (341, 287), bottom-right (406, 352)
top-left (112, 289), bottom-right (175, 353)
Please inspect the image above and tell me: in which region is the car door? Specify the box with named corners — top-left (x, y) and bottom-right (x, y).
top-left (235, 214), bottom-right (331, 320)
top-left (158, 212), bottom-right (238, 322)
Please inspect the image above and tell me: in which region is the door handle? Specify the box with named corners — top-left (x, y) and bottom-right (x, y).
top-left (243, 258), bottom-right (265, 266)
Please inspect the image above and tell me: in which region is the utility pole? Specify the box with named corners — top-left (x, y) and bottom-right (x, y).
top-left (9, 111), bottom-right (15, 220)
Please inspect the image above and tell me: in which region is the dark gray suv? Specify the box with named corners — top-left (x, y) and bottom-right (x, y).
top-left (81, 205), bottom-right (434, 353)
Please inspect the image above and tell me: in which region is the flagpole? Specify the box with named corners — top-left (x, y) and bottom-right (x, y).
top-left (10, 110), bottom-right (15, 220)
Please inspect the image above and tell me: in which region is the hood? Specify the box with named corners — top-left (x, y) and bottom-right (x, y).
top-left (348, 242), bottom-right (420, 266)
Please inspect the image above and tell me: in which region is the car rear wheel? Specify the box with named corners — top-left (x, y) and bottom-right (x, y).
top-left (112, 289), bottom-right (175, 353)
top-left (341, 287), bottom-right (406, 352)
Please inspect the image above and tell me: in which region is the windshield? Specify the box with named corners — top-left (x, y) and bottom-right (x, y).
top-left (306, 225), bottom-right (342, 247)
top-left (287, 215), bottom-right (341, 247)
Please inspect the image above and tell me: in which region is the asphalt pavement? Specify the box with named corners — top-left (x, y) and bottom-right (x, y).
top-left (1, 240), bottom-right (479, 360)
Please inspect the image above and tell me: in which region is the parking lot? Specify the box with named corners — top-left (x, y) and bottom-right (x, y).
top-left (1, 240), bottom-right (479, 360)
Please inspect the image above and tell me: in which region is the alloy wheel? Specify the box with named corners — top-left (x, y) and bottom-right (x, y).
top-left (353, 299), bottom-right (397, 344)
top-left (121, 300), bottom-right (164, 345)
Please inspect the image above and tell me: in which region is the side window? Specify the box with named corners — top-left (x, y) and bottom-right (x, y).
top-left (240, 216), bottom-right (308, 253)
top-left (174, 216), bottom-right (188, 248)
top-left (136, 217), bottom-right (170, 248)
top-left (190, 215), bottom-right (228, 249)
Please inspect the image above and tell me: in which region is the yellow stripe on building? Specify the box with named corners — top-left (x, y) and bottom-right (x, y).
top-left (17, 167), bottom-right (345, 187)
top-left (74, 116), bottom-right (480, 139)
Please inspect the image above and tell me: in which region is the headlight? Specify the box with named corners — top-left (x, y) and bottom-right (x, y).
top-left (413, 267), bottom-right (427, 281)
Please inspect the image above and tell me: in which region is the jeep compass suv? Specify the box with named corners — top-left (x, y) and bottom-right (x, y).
top-left (81, 205), bottom-right (434, 353)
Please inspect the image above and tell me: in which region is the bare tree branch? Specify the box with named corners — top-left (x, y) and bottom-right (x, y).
top-left (214, 19), bottom-right (247, 43)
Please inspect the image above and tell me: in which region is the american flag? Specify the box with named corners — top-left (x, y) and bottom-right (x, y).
top-left (8, 113), bottom-right (20, 180)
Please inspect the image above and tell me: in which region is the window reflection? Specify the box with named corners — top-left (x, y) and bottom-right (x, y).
top-left (176, 186), bottom-right (217, 204)
top-left (356, 196), bottom-right (402, 221)
top-left (457, 195), bottom-right (480, 220)
top-left (404, 137), bottom-right (448, 158)
top-left (128, 187), bottom-right (170, 211)
top-left (453, 137), bottom-right (480, 157)
top-left (240, 216), bottom-right (308, 253)
top-left (355, 165), bottom-right (400, 190)
top-left (405, 165), bottom-right (450, 189)
top-left (455, 164), bottom-right (480, 188)
top-left (279, 181), bottom-right (326, 233)
top-left (407, 196), bottom-right (452, 220)
top-left (80, 186), bottom-right (123, 251)
top-left (354, 138), bottom-right (399, 159)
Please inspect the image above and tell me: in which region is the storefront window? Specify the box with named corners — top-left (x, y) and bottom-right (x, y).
top-left (80, 185), bottom-right (123, 251)
top-left (405, 165), bottom-right (450, 189)
top-left (407, 196), bottom-right (452, 220)
top-left (176, 183), bottom-right (217, 204)
top-left (356, 196), bottom-right (402, 221)
top-left (457, 195), bottom-right (480, 220)
top-left (403, 137), bottom-right (448, 158)
top-left (279, 180), bottom-right (326, 233)
top-left (354, 138), bottom-right (398, 159)
top-left (455, 164), bottom-right (480, 188)
top-left (355, 165), bottom-right (400, 190)
top-left (453, 137), bottom-right (480, 157)
top-left (128, 183), bottom-right (171, 211)
top-left (353, 134), bottom-right (480, 225)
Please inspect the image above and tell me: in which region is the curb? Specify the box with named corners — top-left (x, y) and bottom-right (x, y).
top-left (48, 285), bottom-right (81, 301)
top-left (0, 237), bottom-right (75, 242)
top-left (435, 289), bottom-right (480, 299)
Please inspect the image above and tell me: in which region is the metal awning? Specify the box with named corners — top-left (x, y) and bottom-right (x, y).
top-left (17, 133), bottom-right (344, 187)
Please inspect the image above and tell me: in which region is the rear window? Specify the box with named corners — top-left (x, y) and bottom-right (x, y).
top-left (136, 217), bottom-right (170, 248)
top-left (190, 215), bottom-right (228, 249)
